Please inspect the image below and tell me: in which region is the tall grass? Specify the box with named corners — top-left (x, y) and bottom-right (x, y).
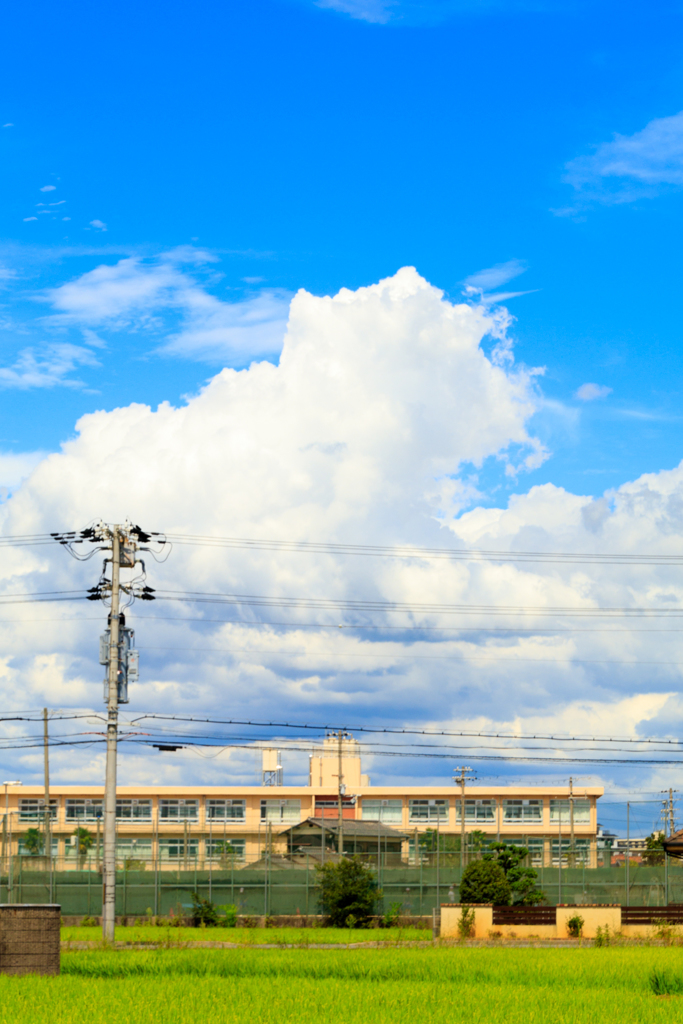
top-left (0, 948), bottom-right (682, 1023)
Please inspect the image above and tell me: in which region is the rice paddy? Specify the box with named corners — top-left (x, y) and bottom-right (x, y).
top-left (0, 945), bottom-right (682, 1024)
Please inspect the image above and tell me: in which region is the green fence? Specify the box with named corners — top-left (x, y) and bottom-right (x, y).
top-left (4, 857), bottom-right (683, 917)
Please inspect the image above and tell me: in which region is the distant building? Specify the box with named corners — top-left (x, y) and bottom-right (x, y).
top-left (4, 732), bottom-right (604, 870)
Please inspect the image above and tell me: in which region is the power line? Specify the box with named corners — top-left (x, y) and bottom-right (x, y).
top-left (130, 712), bottom-right (683, 746)
top-left (4, 528), bottom-right (683, 566)
top-left (151, 589), bottom-right (683, 618)
top-left (161, 532), bottom-right (683, 566)
top-left (134, 642), bottom-right (683, 667)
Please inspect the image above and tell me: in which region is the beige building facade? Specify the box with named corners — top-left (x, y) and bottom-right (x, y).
top-left (2, 735), bottom-right (604, 869)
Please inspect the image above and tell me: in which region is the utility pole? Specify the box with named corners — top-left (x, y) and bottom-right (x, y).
top-left (53, 521), bottom-right (157, 942)
top-left (453, 767), bottom-right (474, 872)
top-left (336, 731), bottom-right (345, 860)
top-left (102, 525), bottom-right (122, 942)
top-left (569, 776), bottom-right (575, 868)
top-left (43, 709), bottom-right (52, 900)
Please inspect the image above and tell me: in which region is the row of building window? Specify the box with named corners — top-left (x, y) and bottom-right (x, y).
top-left (16, 797), bottom-right (591, 825)
top-left (360, 798), bottom-right (591, 824)
top-left (18, 799), bottom-right (248, 822)
top-left (15, 836), bottom-right (248, 861)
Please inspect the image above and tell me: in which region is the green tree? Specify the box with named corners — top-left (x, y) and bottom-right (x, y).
top-left (459, 859), bottom-right (511, 905)
top-left (316, 855), bottom-right (383, 927)
top-left (23, 828), bottom-right (44, 855)
top-left (72, 827), bottom-right (93, 864)
top-left (643, 832), bottom-right (665, 866)
top-left (484, 842), bottom-right (545, 906)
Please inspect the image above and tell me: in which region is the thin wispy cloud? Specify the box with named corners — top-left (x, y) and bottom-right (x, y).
top-left (575, 382), bottom-right (612, 401)
top-left (315, 0), bottom-right (395, 22)
top-left (42, 248), bottom-right (292, 363)
top-left (560, 110), bottom-right (683, 211)
top-left (462, 259), bottom-right (536, 305)
top-left (464, 259), bottom-right (528, 292)
top-left (309, 0), bottom-right (550, 24)
top-left (0, 344), bottom-right (99, 390)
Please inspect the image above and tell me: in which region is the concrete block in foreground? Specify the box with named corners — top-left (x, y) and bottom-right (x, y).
top-left (0, 905), bottom-right (60, 975)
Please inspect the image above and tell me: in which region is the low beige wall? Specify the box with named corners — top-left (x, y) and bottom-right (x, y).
top-left (556, 905), bottom-right (621, 938)
top-left (441, 904), bottom-right (492, 939)
top-left (442, 904), bottom-right (627, 940)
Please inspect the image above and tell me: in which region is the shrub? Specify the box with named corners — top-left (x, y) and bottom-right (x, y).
top-left (218, 904), bottom-right (238, 928)
top-left (459, 860), bottom-right (511, 906)
top-left (457, 906), bottom-right (475, 939)
top-left (382, 902), bottom-right (403, 928)
top-left (595, 925), bottom-right (610, 947)
top-left (566, 914), bottom-right (584, 938)
top-left (316, 855), bottom-right (383, 927)
top-left (190, 892), bottom-right (219, 927)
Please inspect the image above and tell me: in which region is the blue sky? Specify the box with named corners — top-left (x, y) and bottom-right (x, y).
top-left (3, 0), bottom-right (683, 497)
top-left (2, 0), bottom-right (683, 809)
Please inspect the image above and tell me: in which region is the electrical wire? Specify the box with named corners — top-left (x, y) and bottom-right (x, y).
top-left (161, 532), bottom-right (683, 566)
top-left (151, 589), bottom-right (683, 618)
top-left (130, 712), bottom-right (683, 746)
top-left (135, 642), bottom-right (683, 667)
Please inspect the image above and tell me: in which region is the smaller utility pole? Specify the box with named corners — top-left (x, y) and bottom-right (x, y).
top-left (336, 731), bottom-right (345, 860)
top-left (569, 777), bottom-right (575, 868)
top-left (43, 709), bottom-right (52, 900)
top-left (453, 767), bottom-right (474, 871)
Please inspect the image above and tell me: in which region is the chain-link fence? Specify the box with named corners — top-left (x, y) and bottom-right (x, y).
top-left (4, 854), bottom-right (683, 917)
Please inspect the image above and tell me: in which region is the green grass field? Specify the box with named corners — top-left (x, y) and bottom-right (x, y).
top-left (0, 946), bottom-right (682, 1023)
top-left (61, 924), bottom-right (432, 944)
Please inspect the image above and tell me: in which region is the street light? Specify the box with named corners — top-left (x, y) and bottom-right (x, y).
top-left (3, 782), bottom-right (22, 904)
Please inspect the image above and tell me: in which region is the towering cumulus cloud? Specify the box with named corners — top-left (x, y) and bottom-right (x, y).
top-left (1, 268), bottom-right (682, 788)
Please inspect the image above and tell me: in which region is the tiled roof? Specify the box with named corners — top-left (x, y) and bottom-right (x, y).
top-left (283, 817), bottom-right (409, 838)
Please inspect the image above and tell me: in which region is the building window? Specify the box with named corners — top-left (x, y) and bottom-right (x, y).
top-left (361, 799), bottom-right (403, 824)
top-left (65, 799), bottom-right (103, 821)
top-left (159, 799), bottom-right (198, 821)
top-left (116, 839), bottom-right (153, 862)
top-left (206, 838), bottom-right (246, 862)
top-left (409, 799), bottom-right (448, 822)
top-left (19, 799), bottom-right (57, 821)
top-left (552, 837), bottom-right (590, 865)
top-left (503, 800), bottom-right (542, 822)
top-left (158, 838), bottom-right (199, 860)
top-left (456, 800), bottom-right (496, 822)
top-left (116, 800), bottom-right (152, 820)
top-left (260, 799), bottom-right (301, 823)
top-left (550, 800), bottom-right (590, 824)
top-left (206, 800), bottom-right (246, 820)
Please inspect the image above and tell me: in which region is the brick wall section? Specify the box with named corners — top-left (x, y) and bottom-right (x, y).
top-left (0, 905), bottom-right (60, 975)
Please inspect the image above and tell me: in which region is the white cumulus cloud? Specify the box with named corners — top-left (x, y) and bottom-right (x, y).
top-left (0, 267), bottom-right (680, 793)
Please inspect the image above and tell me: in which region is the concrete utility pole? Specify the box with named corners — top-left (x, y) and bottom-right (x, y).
top-left (336, 731), bottom-right (345, 860)
top-left (51, 520), bottom-right (156, 941)
top-left (569, 777), bottom-right (575, 867)
top-left (43, 709), bottom-right (51, 898)
top-left (453, 767), bottom-right (474, 871)
top-left (102, 525), bottom-right (122, 942)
